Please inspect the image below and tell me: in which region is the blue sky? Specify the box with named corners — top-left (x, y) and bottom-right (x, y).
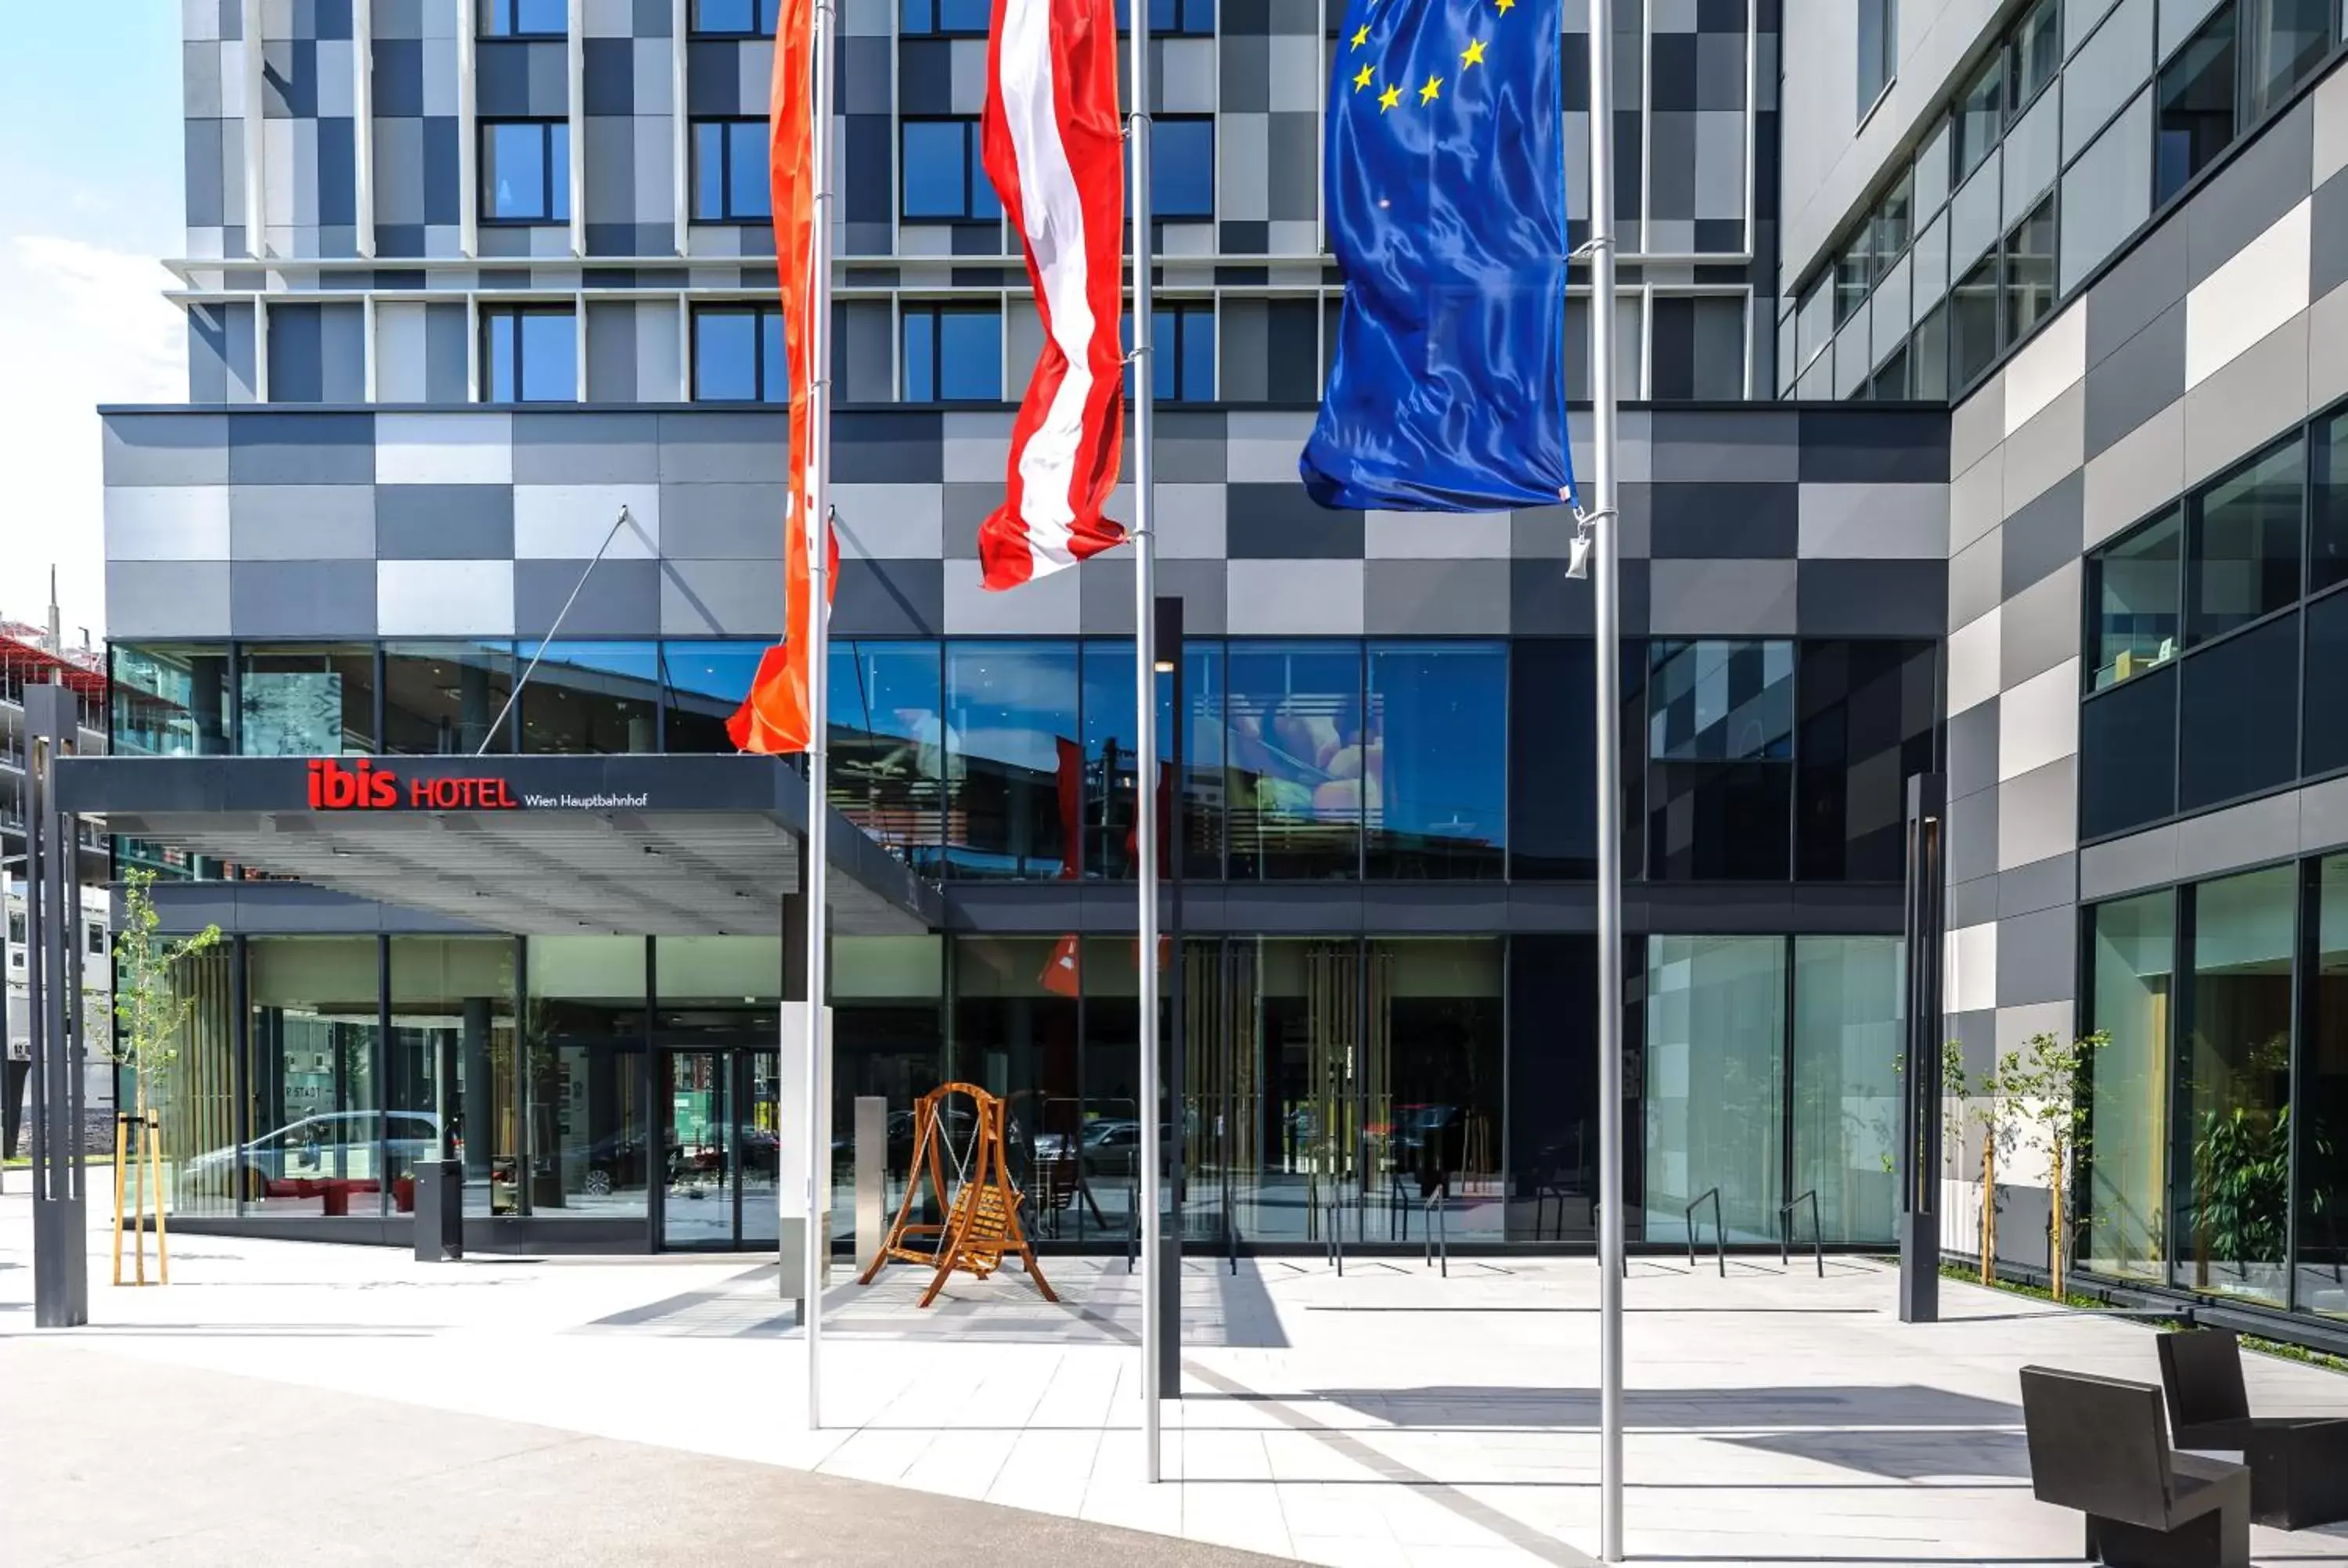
top-left (0, 5), bottom-right (186, 640)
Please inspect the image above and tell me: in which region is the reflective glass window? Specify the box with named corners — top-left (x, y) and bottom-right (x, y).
top-left (1795, 641), bottom-right (1939, 882)
top-left (1858, 0), bottom-right (1898, 114)
top-left (1650, 294), bottom-right (1748, 401)
top-left (691, 119), bottom-right (771, 221)
top-left (2173, 865), bottom-right (2296, 1305)
top-left (1914, 117), bottom-right (1954, 218)
top-left (2061, 88), bottom-right (2155, 293)
top-left (2009, 0), bottom-right (2063, 112)
top-left (2004, 197), bottom-right (2057, 343)
top-left (1365, 642), bottom-right (1506, 879)
top-left (481, 120), bottom-right (569, 221)
top-left (1227, 642), bottom-right (1365, 880)
top-left (1373, 939), bottom-right (1504, 1239)
top-left (900, 119), bottom-right (1001, 221)
top-left (2002, 89), bottom-right (2061, 225)
top-left (1122, 304), bottom-right (1216, 401)
top-left (1648, 640), bottom-right (1793, 761)
top-left (950, 936), bottom-right (1078, 1196)
top-left (384, 642), bottom-right (515, 754)
top-left (1949, 253), bottom-right (2000, 390)
top-left (1113, 0), bottom-right (1216, 33)
top-left (483, 0), bottom-right (567, 35)
top-left (2189, 437), bottom-right (2304, 642)
top-left (2081, 664), bottom-right (2180, 837)
top-left (1079, 640), bottom-right (1144, 881)
top-left (830, 638), bottom-right (947, 872)
top-left (1152, 117), bottom-right (1215, 219)
top-left (2087, 889), bottom-right (2174, 1281)
top-left (1646, 937), bottom-right (1784, 1242)
top-left (690, 0), bottom-right (782, 34)
top-left (245, 937), bottom-right (384, 1218)
top-left (830, 937), bottom-right (945, 1228)
top-left (661, 639), bottom-right (769, 755)
top-left (2064, 0), bottom-right (2155, 158)
top-left (692, 305), bottom-right (787, 401)
top-left (153, 940), bottom-right (237, 1216)
top-left (1911, 210), bottom-right (1950, 315)
top-left (238, 646), bottom-right (377, 755)
top-left (1870, 343), bottom-right (1910, 399)
top-left (1795, 274), bottom-right (1833, 372)
top-left (2177, 610), bottom-right (2299, 810)
top-left (2303, 858), bottom-right (2348, 1316)
top-left (1835, 239), bottom-right (1871, 325)
top-left (2245, 0), bottom-right (2332, 119)
top-left (899, 0), bottom-right (992, 33)
top-left (1950, 154), bottom-right (2001, 275)
top-left (1790, 937), bottom-right (1901, 1244)
top-left (902, 304), bottom-right (1002, 401)
top-left (1507, 640), bottom-right (1594, 879)
top-left (389, 937), bottom-right (517, 1217)
top-left (2303, 588), bottom-right (2348, 776)
top-left (2310, 408), bottom-right (2348, 593)
top-left (518, 642), bottom-right (660, 754)
top-left (110, 644), bottom-right (232, 757)
top-left (1874, 174), bottom-right (1914, 275)
top-left (942, 641), bottom-right (1079, 879)
top-left (1649, 761), bottom-right (1792, 879)
top-left (2157, 4), bottom-right (2239, 203)
top-left (1647, 640), bottom-right (1794, 882)
top-left (1910, 301), bottom-right (1949, 401)
top-left (481, 305), bottom-right (576, 403)
top-left (524, 936), bottom-right (649, 1221)
top-left (1954, 52), bottom-right (2006, 178)
top-left (2090, 506), bottom-right (2183, 690)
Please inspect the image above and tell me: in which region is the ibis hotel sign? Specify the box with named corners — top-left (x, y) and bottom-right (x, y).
top-left (305, 757), bottom-right (650, 812)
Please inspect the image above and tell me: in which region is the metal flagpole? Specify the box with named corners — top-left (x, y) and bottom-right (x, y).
top-left (1586, 1), bottom-right (1626, 1560)
top-left (804, 0), bottom-right (839, 1433)
top-left (1130, 0), bottom-right (1163, 1485)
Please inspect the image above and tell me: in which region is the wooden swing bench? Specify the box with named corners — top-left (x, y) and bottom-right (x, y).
top-left (857, 1081), bottom-right (1057, 1308)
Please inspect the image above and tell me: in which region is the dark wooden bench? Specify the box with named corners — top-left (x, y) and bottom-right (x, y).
top-left (2019, 1365), bottom-right (2249, 1567)
top-left (2158, 1328), bottom-right (2348, 1531)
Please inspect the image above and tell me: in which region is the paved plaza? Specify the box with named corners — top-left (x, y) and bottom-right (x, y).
top-left (5, 1195), bottom-right (2347, 1566)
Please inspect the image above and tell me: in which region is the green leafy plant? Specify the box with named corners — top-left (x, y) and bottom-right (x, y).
top-left (2191, 1102), bottom-right (2293, 1286)
top-left (2000, 1030), bottom-right (2108, 1300)
top-left (109, 868), bottom-right (223, 1149)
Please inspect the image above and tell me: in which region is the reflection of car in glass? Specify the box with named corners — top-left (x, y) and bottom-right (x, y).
top-left (580, 1128), bottom-right (650, 1196)
top-left (179, 1111), bottom-right (441, 1205)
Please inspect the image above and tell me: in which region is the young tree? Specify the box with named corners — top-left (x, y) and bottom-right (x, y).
top-left (2000, 1030), bottom-right (2108, 1300)
top-left (1963, 1048), bottom-right (2025, 1286)
top-left (110, 868), bottom-right (223, 1204)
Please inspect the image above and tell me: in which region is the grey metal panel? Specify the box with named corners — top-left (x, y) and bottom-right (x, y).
top-left (1648, 482), bottom-right (1798, 558)
top-left (512, 557), bottom-right (664, 636)
top-left (226, 412), bottom-right (376, 484)
top-left (229, 482), bottom-right (376, 558)
top-left (660, 481), bottom-right (788, 558)
top-left (1945, 785), bottom-right (1999, 888)
top-left (1998, 852), bottom-right (2077, 919)
top-left (832, 558), bottom-right (945, 636)
top-left (105, 413), bottom-right (232, 486)
top-left (2079, 822), bottom-right (2181, 901)
top-left (2184, 97), bottom-right (2313, 290)
top-left (374, 483), bottom-right (517, 557)
top-left (2174, 789), bottom-right (2303, 883)
top-left (109, 560), bottom-right (232, 638)
top-left (2083, 299), bottom-right (2186, 459)
top-left (1647, 408), bottom-right (1800, 481)
top-left (1223, 484), bottom-right (1363, 557)
top-left (1794, 559), bottom-right (1946, 635)
top-left (513, 410), bottom-right (661, 481)
top-left (1363, 560), bottom-right (1512, 635)
top-left (1646, 558), bottom-right (1796, 635)
top-left (2085, 214), bottom-right (2189, 367)
top-left (661, 556), bottom-right (786, 635)
top-left (1946, 699), bottom-right (2000, 803)
top-left (2000, 470), bottom-right (2084, 600)
top-left (229, 560), bottom-right (379, 637)
top-left (1995, 902), bottom-right (2076, 1009)
top-left (1998, 559), bottom-right (2082, 690)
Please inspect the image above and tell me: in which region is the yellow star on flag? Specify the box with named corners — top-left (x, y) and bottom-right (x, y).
top-left (1494, 0), bottom-right (1514, 13)
top-left (1350, 22), bottom-right (1369, 46)
top-left (1377, 81), bottom-right (1402, 112)
top-left (1418, 73), bottom-right (1442, 103)
top-left (1353, 63), bottom-right (1374, 90)
top-left (1460, 37), bottom-right (1486, 68)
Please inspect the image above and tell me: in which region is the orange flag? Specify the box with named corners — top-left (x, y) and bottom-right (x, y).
top-left (728, 0), bottom-right (839, 756)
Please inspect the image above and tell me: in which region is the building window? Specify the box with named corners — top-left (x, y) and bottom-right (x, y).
top-left (1648, 295), bottom-right (1747, 401)
top-left (245, 938), bottom-right (385, 1218)
top-left (942, 641), bottom-right (1080, 879)
top-left (2179, 608), bottom-right (2299, 811)
top-left (693, 305), bottom-right (787, 401)
top-left (1115, 0), bottom-right (1215, 34)
top-left (1948, 254), bottom-right (1999, 391)
top-left (2080, 661), bottom-right (2178, 837)
top-left (238, 645), bottom-right (379, 755)
top-left (899, 0), bottom-right (991, 34)
top-left (1647, 639), bottom-right (1795, 882)
top-left (1151, 117), bottom-right (1215, 219)
top-left (88, 923), bottom-right (106, 958)
top-left (1857, 0), bottom-right (1896, 116)
top-left (2304, 856), bottom-right (2348, 1313)
top-left (1790, 937), bottom-right (1902, 1244)
top-left (2002, 197), bottom-right (2057, 347)
top-left (827, 640), bottom-right (948, 873)
top-left (1954, 51), bottom-right (2006, 178)
top-left (901, 120), bottom-right (1001, 222)
top-left (2245, 0), bottom-right (2333, 120)
top-left (1365, 642), bottom-right (1507, 880)
top-left (2086, 889), bottom-right (2174, 1282)
top-left (1794, 641), bottom-right (1938, 883)
top-left (901, 304), bottom-right (1001, 401)
top-left (2157, 4), bottom-right (2240, 203)
top-left (2089, 506), bottom-right (2183, 690)
top-left (1226, 641), bottom-right (1366, 880)
top-left (519, 643), bottom-right (661, 754)
top-left (481, 306), bottom-right (577, 402)
top-left (110, 645), bottom-right (232, 757)
top-left (1122, 304), bottom-right (1215, 401)
top-left (384, 642), bottom-right (515, 754)
top-left (481, 0), bottom-right (567, 36)
top-left (692, 120), bottom-right (772, 221)
top-left (2174, 865), bottom-right (2297, 1305)
top-left (481, 120), bottom-right (570, 223)
top-left (2188, 435), bottom-right (2304, 644)
top-left (691, 0), bottom-right (782, 34)
top-left (2007, 0), bottom-right (2062, 115)
top-left (1647, 936), bottom-right (1785, 1242)
top-left (662, 642), bottom-right (769, 755)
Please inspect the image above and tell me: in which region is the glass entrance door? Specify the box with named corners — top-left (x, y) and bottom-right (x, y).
top-left (659, 1045), bottom-right (780, 1250)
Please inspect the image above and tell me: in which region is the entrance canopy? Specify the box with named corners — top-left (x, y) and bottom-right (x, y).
top-left (52, 754), bottom-right (940, 937)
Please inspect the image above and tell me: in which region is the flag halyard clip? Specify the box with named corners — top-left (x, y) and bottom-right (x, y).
top-left (1565, 502), bottom-right (1612, 581)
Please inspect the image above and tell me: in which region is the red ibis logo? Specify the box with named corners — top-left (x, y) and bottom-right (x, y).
top-left (307, 757), bottom-right (519, 811)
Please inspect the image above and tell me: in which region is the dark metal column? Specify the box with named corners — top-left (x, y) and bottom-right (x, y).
top-left (1899, 772), bottom-right (1947, 1325)
top-left (27, 683), bottom-right (88, 1327)
top-left (1153, 595), bottom-right (1184, 1395)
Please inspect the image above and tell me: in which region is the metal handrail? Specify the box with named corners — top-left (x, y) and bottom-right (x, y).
top-left (1779, 1189), bottom-right (1823, 1278)
top-left (1423, 1179), bottom-right (1449, 1278)
top-left (1685, 1187), bottom-right (1724, 1277)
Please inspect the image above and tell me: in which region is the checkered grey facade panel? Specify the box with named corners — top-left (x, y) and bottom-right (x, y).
top-left (101, 404), bottom-right (1949, 642)
top-left (1936, 63), bottom-right (2348, 1077)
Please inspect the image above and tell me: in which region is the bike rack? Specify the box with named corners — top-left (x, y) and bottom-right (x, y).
top-left (1685, 1186), bottom-right (1724, 1277)
top-left (1779, 1189), bottom-right (1823, 1278)
top-left (1423, 1187), bottom-right (1449, 1277)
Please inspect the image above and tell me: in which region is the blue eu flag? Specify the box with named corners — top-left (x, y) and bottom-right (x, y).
top-left (1301, 0), bottom-right (1576, 512)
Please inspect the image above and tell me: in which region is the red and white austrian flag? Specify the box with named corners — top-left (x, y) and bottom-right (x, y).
top-left (977, 0), bottom-right (1128, 590)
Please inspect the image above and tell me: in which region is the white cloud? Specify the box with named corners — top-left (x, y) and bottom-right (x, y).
top-left (0, 235), bottom-right (183, 639)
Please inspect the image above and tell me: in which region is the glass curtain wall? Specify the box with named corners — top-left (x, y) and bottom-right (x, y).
top-left (518, 642), bottom-right (661, 753)
top-left (1227, 645), bottom-right (1365, 879)
top-left (154, 944), bottom-right (237, 1217)
top-left (384, 642), bottom-right (515, 754)
top-left (2302, 858), bottom-right (2348, 1317)
top-left (951, 934), bottom-right (1079, 1214)
top-left (1079, 937), bottom-right (1144, 1240)
top-left (1365, 644), bottom-right (1507, 879)
top-left (236, 645), bottom-right (376, 754)
top-left (1789, 937), bottom-right (1901, 1243)
top-left (661, 640), bottom-right (767, 754)
top-left (245, 937), bottom-right (383, 1217)
top-left (944, 642), bottom-right (1079, 879)
top-left (389, 937), bottom-right (516, 1218)
top-left (833, 936), bottom-right (945, 1233)
top-left (525, 936), bottom-right (650, 1218)
top-left (830, 639), bottom-right (948, 872)
top-left (110, 645), bottom-right (231, 756)
top-left (2087, 890), bottom-right (2175, 1279)
top-left (2174, 867), bottom-right (2296, 1304)
top-left (1371, 939), bottom-right (1504, 1239)
top-left (1645, 936), bottom-right (1785, 1242)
